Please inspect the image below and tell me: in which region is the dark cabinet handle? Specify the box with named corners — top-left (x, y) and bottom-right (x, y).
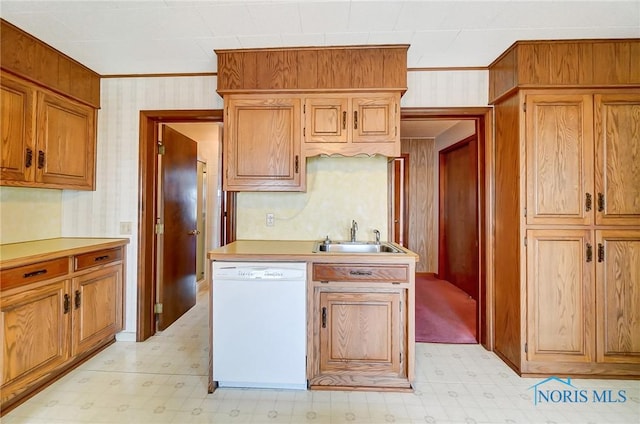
top-left (598, 243), bottom-right (605, 263)
top-left (64, 294), bottom-right (70, 314)
top-left (25, 148), bottom-right (33, 168)
top-left (342, 111), bottom-right (347, 130)
top-left (349, 270), bottom-right (373, 276)
top-left (586, 243), bottom-right (593, 262)
top-left (94, 255), bottom-right (110, 262)
top-left (75, 290), bottom-right (81, 309)
top-left (585, 193), bottom-right (592, 212)
top-left (37, 150), bottom-right (45, 169)
top-left (597, 193), bottom-right (605, 212)
top-left (294, 155), bottom-right (299, 174)
top-left (353, 111), bottom-right (358, 129)
top-left (321, 307), bottom-right (327, 328)
top-left (23, 269), bottom-right (47, 278)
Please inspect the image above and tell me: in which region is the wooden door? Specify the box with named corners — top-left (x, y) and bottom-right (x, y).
top-left (157, 125), bottom-right (198, 331)
top-left (390, 155), bottom-right (409, 247)
top-left (36, 91), bottom-right (96, 189)
top-left (525, 94), bottom-right (594, 225)
top-left (594, 93), bottom-right (640, 225)
top-left (304, 96), bottom-right (349, 143)
top-left (318, 290), bottom-right (405, 383)
top-left (439, 135), bottom-right (479, 301)
top-left (351, 94), bottom-right (398, 143)
top-left (595, 230), bottom-right (640, 364)
top-left (526, 229), bottom-right (594, 363)
top-left (71, 265), bottom-right (123, 355)
top-left (225, 95), bottom-right (302, 191)
top-left (0, 75), bottom-right (35, 184)
top-left (1, 280), bottom-right (70, 400)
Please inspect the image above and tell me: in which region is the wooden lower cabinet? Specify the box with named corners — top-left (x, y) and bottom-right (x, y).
top-left (308, 263), bottom-right (413, 390)
top-left (524, 229), bottom-right (640, 375)
top-left (1, 279), bottom-right (71, 406)
top-left (72, 263), bottom-right (123, 356)
top-left (0, 243), bottom-right (126, 413)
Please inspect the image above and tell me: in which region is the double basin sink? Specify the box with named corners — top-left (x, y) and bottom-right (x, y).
top-left (313, 240), bottom-right (405, 254)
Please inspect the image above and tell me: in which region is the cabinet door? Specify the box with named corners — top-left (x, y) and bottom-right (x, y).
top-left (71, 264), bottom-right (123, 356)
top-left (225, 95), bottom-right (302, 191)
top-left (304, 96), bottom-right (349, 143)
top-left (0, 75), bottom-right (35, 184)
top-left (317, 290), bottom-right (407, 386)
top-left (351, 94), bottom-right (398, 143)
top-left (526, 230), bottom-right (594, 363)
top-left (594, 93), bottom-right (640, 225)
top-left (525, 94), bottom-right (594, 225)
top-left (36, 91), bottom-right (96, 190)
top-left (1, 280), bottom-right (71, 402)
top-left (596, 230), bottom-right (640, 364)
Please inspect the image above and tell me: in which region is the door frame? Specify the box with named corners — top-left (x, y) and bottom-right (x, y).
top-left (400, 107), bottom-right (494, 349)
top-left (137, 109), bottom-right (223, 341)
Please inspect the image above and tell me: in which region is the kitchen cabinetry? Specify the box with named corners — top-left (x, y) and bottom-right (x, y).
top-left (309, 263), bottom-right (412, 390)
top-left (303, 93), bottom-right (400, 156)
top-left (490, 38), bottom-right (640, 378)
top-left (223, 94), bottom-right (303, 191)
top-left (0, 240), bottom-right (126, 413)
top-left (0, 73), bottom-right (97, 190)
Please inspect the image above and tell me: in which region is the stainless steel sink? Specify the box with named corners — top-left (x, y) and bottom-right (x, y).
top-left (313, 241), bottom-right (405, 254)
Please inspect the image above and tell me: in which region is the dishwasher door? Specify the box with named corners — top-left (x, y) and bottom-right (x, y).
top-left (212, 262), bottom-right (307, 389)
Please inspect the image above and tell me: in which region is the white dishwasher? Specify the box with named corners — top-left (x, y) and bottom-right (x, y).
top-left (212, 261), bottom-right (307, 390)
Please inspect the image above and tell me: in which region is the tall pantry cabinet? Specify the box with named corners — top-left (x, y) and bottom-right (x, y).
top-left (490, 39), bottom-right (640, 377)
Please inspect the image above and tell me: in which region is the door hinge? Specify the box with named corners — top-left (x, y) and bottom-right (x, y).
top-left (523, 102), bottom-right (527, 112)
top-left (303, 104), bottom-right (306, 113)
top-left (400, 352), bottom-right (402, 363)
top-left (524, 342), bottom-right (528, 353)
top-left (524, 207), bottom-right (527, 217)
top-left (303, 127), bottom-right (306, 137)
top-left (158, 144), bottom-right (165, 155)
top-left (524, 236), bottom-right (527, 247)
top-left (154, 303), bottom-right (163, 314)
top-left (598, 243), bottom-right (605, 263)
top-left (155, 222), bottom-right (164, 234)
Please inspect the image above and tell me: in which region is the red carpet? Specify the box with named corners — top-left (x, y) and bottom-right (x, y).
top-left (415, 275), bottom-right (477, 343)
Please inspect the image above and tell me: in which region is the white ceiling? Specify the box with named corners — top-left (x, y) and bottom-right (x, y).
top-left (1, 1), bottom-right (638, 76)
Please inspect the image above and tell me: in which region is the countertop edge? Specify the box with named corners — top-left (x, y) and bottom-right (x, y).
top-left (0, 238), bottom-right (130, 269)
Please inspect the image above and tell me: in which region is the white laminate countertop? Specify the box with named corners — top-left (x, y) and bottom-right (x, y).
top-left (0, 237), bottom-right (130, 269)
top-left (208, 240), bottom-right (419, 264)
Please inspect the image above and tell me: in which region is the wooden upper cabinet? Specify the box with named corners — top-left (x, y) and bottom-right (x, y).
top-left (36, 91), bottom-right (96, 190)
top-left (224, 95), bottom-right (303, 191)
top-left (1, 74), bottom-right (97, 190)
top-left (594, 93), bottom-right (640, 225)
top-left (304, 93), bottom-right (400, 156)
top-left (0, 74), bottom-right (35, 183)
top-left (595, 230), bottom-right (640, 364)
top-left (525, 93), bottom-right (594, 225)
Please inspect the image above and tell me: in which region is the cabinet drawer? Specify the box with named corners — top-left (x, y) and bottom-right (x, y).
top-left (0, 258), bottom-right (69, 290)
top-left (313, 264), bottom-right (408, 283)
top-left (74, 247), bottom-right (122, 271)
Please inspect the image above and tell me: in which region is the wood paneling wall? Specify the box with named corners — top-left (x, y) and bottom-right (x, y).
top-left (216, 45), bottom-right (408, 93)
top-left (401, 137), bottom-right (436, 273)
top-left (489, 39), bottom-right (640, 103)
top-left (0, 19), bottom-right (100, 108)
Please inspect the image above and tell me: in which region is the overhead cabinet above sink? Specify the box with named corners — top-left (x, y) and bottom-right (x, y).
top-left (216, 45), bottom-right (408, 191)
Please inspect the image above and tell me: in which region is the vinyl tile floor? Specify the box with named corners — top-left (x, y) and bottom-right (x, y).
top-left (3, 290), bottom-right (639, 424)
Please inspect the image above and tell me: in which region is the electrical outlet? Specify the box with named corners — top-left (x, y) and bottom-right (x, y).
top-left (119, 221), bottom-right (132, 235)
top-left (266, 213), bottom-right (275, 227)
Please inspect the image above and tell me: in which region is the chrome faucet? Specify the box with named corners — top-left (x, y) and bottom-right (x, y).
top-left (373, 229), bottom-right (380, 244)
top-left (350, 220), bottom-right (358, 242)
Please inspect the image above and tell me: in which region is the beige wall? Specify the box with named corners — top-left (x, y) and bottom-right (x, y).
top-left (237, 156), bottom-right (389, 242)
top-left (0, 187), bottom-right (62, 244)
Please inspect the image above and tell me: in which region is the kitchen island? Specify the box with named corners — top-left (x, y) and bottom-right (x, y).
top-left (208, 240), bottom-right (418, 392)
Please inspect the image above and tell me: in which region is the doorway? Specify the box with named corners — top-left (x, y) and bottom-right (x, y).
top-left (137, 110), bottom-right (223, 341)
top-left (398, 107), bottom-right (492, 348)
